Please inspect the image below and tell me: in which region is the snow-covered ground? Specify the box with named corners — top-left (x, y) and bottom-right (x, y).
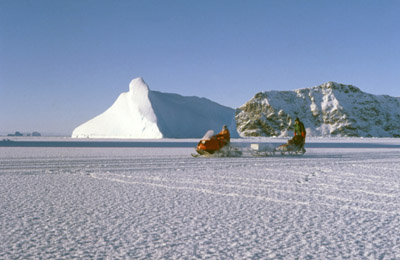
top-left (1, 138), bottom-right (400, 259)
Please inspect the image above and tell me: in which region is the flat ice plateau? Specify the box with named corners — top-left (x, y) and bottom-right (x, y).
top-left (1, 138), bottom-right (400, 259)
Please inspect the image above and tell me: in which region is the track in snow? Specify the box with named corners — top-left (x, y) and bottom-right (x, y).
top-left (1, 145), bottom-right (400, 259)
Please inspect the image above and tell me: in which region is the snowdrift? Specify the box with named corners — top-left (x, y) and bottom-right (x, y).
top-left (72, 78), bottom-right (238, 139)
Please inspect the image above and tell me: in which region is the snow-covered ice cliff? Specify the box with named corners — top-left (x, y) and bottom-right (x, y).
top-left (72, 78), bottom-right (237, 138)
top-left (236, 82), bottom-right (400, 137)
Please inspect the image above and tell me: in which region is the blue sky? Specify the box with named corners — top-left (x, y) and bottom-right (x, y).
top-left (1, 0), bottom-right (399, 135)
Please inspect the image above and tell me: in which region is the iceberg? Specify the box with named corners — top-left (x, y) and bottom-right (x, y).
top-left (72, 77), bottom-right (237, 139)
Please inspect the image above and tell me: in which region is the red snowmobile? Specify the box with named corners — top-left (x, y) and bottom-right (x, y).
top-left (195, 130), bottom-right (229, 154)
top-left (193, 130), bottom-right (241, 157)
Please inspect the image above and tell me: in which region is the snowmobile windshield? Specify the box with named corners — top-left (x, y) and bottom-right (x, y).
top-left (202, 130), bottom-right (214, 140)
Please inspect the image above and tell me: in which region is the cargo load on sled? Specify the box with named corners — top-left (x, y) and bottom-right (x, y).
top-left (249, 136), bottom-right (306, 156)
top-left (249, 143), bottom-right (276, 156)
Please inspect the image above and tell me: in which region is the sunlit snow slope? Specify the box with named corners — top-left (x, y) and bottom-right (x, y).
top-left (72, 78), bottom-right (237, 138)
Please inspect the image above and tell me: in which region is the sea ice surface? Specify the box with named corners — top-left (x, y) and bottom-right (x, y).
top-left (1, 138), bottom-right (400, 259)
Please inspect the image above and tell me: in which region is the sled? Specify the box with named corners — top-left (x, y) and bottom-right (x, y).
top-left (249, 143), bottom-right (276, 156)
top-left (192, 130), bottom-right (242, 157)
top-left (192, 130), bottom-right (305, 158)
top-left (275, 136), bottom-right (306, 155)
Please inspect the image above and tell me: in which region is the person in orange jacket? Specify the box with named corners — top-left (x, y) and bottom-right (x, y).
top-left (216, 125), bottom-right (230, 145)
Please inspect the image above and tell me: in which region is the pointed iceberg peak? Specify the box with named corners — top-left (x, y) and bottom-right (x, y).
top-left (129, 77), bottom-right (150, 93)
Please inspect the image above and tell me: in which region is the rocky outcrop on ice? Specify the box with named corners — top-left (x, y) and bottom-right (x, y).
top-left (72, 78), bottom-right (238, 138)
top-left (236, 82), bottom-right (400, 137)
